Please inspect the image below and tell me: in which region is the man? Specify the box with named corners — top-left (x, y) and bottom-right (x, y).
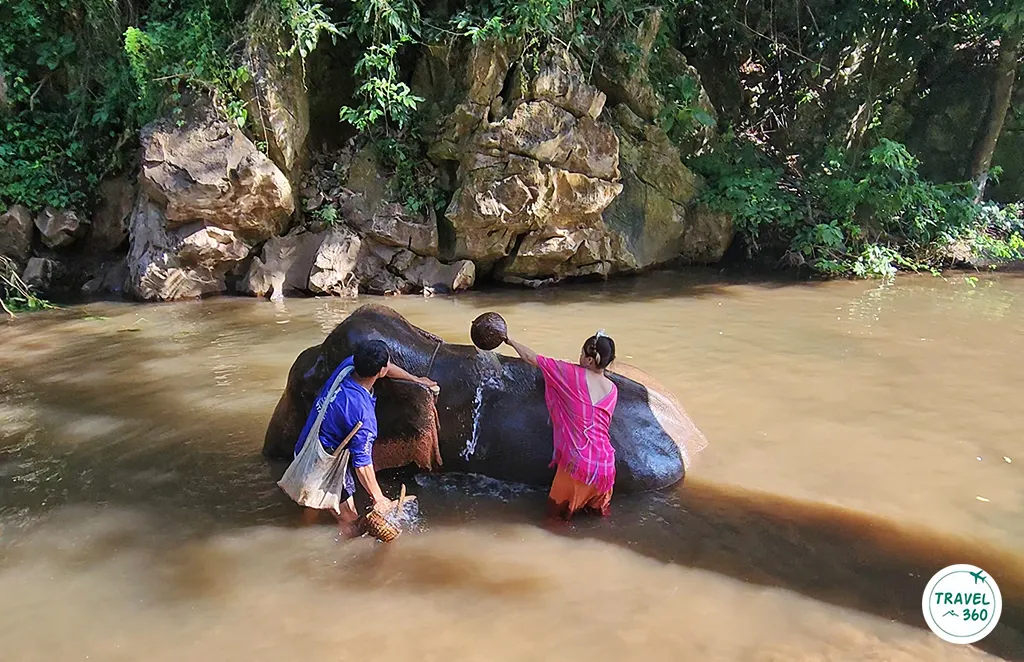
top-left (293, 338), bottom-right (438, 537)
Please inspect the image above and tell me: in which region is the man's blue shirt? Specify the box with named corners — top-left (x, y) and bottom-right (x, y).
top-left (294, 356), bottom-right (378, 468)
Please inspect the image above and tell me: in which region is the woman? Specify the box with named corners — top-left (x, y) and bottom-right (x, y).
top-left (504, 330), bottom-right (619, 520)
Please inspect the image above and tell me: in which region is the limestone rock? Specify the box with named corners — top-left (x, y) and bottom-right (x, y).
top-left (243, 1), bottom-right (310, 182)
top-left (427, 44), bottom-right (624, 268)
top-left (343, 238), bottom-right (476, 296)
top-left (21, 257), bottom-right (61, 292)
top-left (593, 8), bottom-right (717, 157)
top-left (35, 207), bottom-right (86, 249)
top-left (681, 206), bottom-right (735, 264)
top-left (81, 260), bottom-right (128, 297)
top-left (403, 257), bottom-right (476, 293)
top-left (138, 104), bottom-right (294, 242)
top-left (528, 48), bottom-right (607, 120)
top-left (308, 226), bottom-right (361, 297)
top-left (243, 230), bottom-right (324, 299)
top-left (127, 195), bottom-right (251, 301)
top-left (495, 101), bottom-right (620, 180)
top-left (598, 104), bottom-right (732, 271)
top-left (0, 204), bottom-right (34, 264)
top-left (594, 12), bottom-right (663, 123)
top-left (355, 203), bottom-right (439, 257)
top-left (447, 152), bottom-right (622, 264)
top-left (89, 176), bottom-right (135, 253)
top-left (344, 147), bottom-right (388, 214)
top-left (353, 241), bottom-right (415, 295)
top-left (500, 227), bottom-right (634, 282)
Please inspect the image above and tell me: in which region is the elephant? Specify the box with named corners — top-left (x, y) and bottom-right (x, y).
top-left (263, 304), bottom-right (696, 494)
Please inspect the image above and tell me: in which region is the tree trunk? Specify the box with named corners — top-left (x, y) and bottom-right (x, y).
top-left (971, 29), bottom-right (1023, 202)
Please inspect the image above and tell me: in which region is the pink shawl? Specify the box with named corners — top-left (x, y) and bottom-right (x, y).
top-left (536, 355), bottom-right (619, 493)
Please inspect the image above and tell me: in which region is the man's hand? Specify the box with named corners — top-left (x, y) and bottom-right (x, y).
top-left (371, 495), bottom-right (394, 513)
top-left (386, 361), bottom-right (437, 390)
top-left (417, 376), bottom-right (440, 395)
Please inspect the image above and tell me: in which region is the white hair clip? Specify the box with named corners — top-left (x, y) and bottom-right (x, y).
top-left (595, 329), bottom-right (607, 338)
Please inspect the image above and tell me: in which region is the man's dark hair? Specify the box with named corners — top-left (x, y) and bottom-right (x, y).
top-left (353, 339), bottom-right (391, 378)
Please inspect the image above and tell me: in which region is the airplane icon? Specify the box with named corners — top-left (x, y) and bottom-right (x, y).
top-left (970, 570), bottom-right (987, 584)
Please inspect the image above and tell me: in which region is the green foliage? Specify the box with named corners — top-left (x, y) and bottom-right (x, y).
top-left (374, 135), bottom-right (447, 215)
top-left (123, 2), bottom-right (251, 128)
top-left (278, 0), bottom-right (340, 59)
top-left (0, 0), bottom-right (340, 213)
top-left (3, 0), bottom-right (1023, 285)
top-left (337, 0), bottom-right (424, 135)
top-left (312, 202), bottom-right (340, 226)
top-left (693, 134), bottom-right (1022, 278)
top-left (339, 36), bottom-right (424, 133)
top-left (0, 0), bottom-right (139, 212)
top-left (0, 256), bottom-right (55, 317)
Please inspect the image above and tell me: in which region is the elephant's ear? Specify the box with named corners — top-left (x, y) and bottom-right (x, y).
top-left (371, 379), bottom-right (443, 473)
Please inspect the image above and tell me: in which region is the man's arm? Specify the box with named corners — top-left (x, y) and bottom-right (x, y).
top-left (384, 360), bottom-right (439, 393)
top-left (504, 336), bottom-right (539, 367)
top-left (354, 464), bottom-right (388, 508)
top-left (348, 428), bottom-right (389, 508)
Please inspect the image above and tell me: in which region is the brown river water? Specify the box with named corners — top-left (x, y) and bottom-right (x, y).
top-left (1, 269), bottom-right (1023, 661)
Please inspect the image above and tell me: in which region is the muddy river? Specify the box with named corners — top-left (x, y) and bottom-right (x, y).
top-left (1, 269), bottom-right (1022, 661)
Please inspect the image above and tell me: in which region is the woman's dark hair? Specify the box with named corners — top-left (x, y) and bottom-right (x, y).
top-left (353, 339), bottom-right (391, 377)
top-left (582, 333), bottom-right (616, 370)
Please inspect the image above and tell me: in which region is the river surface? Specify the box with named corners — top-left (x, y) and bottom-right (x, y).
top-left (1, 269), bottom-right (1023, 661)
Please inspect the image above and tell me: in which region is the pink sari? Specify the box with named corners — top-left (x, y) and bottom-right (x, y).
top-left (536, 355), bottom-right (619, 493)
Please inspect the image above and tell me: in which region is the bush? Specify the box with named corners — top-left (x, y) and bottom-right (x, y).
top-left (691, 135), bottom-right (1023, 277)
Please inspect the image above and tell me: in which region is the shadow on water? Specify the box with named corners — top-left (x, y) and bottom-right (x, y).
top-left (461, 265), bottom-right (831, 307)
top-left (408, 478), bottom-right (1024, 660)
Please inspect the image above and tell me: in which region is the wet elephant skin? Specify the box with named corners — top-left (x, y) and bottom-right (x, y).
top-left (263, 304), bottom-right (686, 494)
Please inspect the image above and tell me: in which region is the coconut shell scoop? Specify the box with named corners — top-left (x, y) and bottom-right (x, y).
top-left (470, 312), bottom-right (508, 350)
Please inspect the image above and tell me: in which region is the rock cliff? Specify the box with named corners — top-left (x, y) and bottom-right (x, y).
top-left (3, 16), bottom-right (736, 304)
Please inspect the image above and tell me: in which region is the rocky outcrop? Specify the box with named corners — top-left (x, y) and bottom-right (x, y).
top-left (309, 227), bottom-right (362, 296)
top-left (412, 32), bottom-right (731, 286)
top-left (243, 0), bottom-right (310, 183)
top-left (278, 139), bottom-right (480, 298)
top-left (599, 105), bottom-right (732, 271)
top-left (127, 103), bottom-right (295, 301)
top-left (108, 16), bottom-right (732, 302)
top-left (243, 230), bottom-right (325, 299)
top-left (0, 204), bottom-right (34, 265)
top-left (35, 207), bottom-right (86, 249)
top-left (434, 47), bottom-right (623, 268)
top-left (21, 257), bottom-right (62, 292)
top-left (241, 223), bottom-right (476, 300)
top-left (138, 106), bottom-right (294, 239)
top-left (128, 197), bottom-right (251, 300)
top-left (88, 176), bottom-right (135, 253)
top-left (81, 260), bottom-right (128, 297)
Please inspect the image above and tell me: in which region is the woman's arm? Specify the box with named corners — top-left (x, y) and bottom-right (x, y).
top-left (505, 336), bottom-right (539, 367)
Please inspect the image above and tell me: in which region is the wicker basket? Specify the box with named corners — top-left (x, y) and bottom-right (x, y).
top-left (362, 484), bottom-right (409, 543)
top-left (471, 312), bottom-right (507, 350)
